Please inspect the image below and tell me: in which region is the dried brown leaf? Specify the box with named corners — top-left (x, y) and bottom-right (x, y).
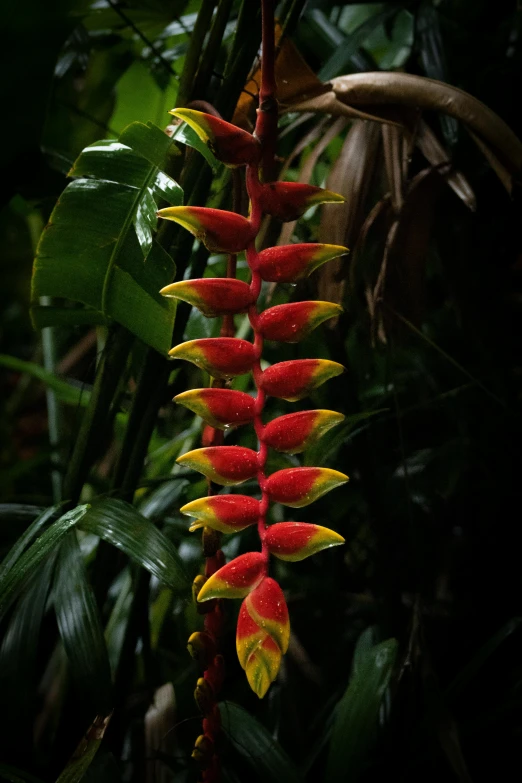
top-left (416, 120), bottom-right (476, 210)
top-left (277, 117), bottom-right (348, 247)
top-left (285, 90), bottom-right (407, 127)
top-left (331, 72), bottom-right (522, 193)
top-left (318, 120), bottom-right (381, 306)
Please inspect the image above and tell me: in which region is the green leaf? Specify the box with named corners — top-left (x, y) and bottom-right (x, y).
top-left (0, 505), bottom-right (90, 621)
top-left (445, 617), bottom-right (522, 700)
top-left (304, 410), bottom-right (386, 466)
top-left (32, 128), bottom-right (182, 354)
top-left (119, 121), bottom-right (180, 171)
top-left (325, 639), bottom-right (398, 782)
top-left (0, 764), bottom-right (45, 783)
top-left (54, 535), bottom-right (113, 714)
top-left (171, 123), bottom-right (219, 171)
top-left (0, 354), bottom-right (91, 407)
top-left (78, 498), bottom-right (189, 593)
top-left (219, 701), bottom-right (303, 783)
top-left (55, 714), bottom-right (112, 783)
top-left (0, 558), bottom-right (56, 743)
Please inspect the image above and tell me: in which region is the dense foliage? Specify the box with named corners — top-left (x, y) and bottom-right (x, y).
top-left (1, 1), bottom-right (521, 781)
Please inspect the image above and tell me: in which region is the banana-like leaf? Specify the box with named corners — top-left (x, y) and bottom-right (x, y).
top-left (54, 534), bottom-right (113, 715)
top-left (220, 701), bottom-right (303, 783)
top-left (325, 638), bottom-right (398, 782)
top-left (32, 122), bottom-right (183, 354)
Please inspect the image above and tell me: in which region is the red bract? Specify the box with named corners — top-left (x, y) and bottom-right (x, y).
top-left (174, 388), bottom-right (255, 429)
top-left (256, 243), bottom-right (349, 283)
top-left (177, 446), bottom-right (258, 485)
top-left (170, 109), bottom-right (261, 167)
top-left (264, 522), bottom-right (345, 561)
top-left (259, 358), bottom-right (345, 401)
top-left (156, 206), bottom-right (255, 253)
top-left (181, 495), bottom-right (260, 533)
top-left (236, 578), bottom-right (289, 698)
top-left (161, 278), bottom-right (254, 317)
top-left (265, 467), bottom-right (349, 507)
top-left (257, 182), bottom-right (345, 221)
top-left (257, 301), bottom-right (342, 343)
top-left (169, 338), bottom-right (256, 379)
top-left (262, 409), bottom-right (344, 454)
top-left (197, 552), bottom-right (266, 600)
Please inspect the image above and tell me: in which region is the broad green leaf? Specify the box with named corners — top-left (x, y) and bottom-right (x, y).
top-left (0, 354), bottom-right (91, 407)
top-left (32, 126), bottom-right (182, 354)
top-left (119, 121), bottom-right (180, 171)
top-left (325, 639), bottom-right (398, 782)
top-left (78, 498), bottom-right (189, 593)
top-left (0, 505), bottom-right (89, 621)
top-left (220, 701), bottom-right (303, 783)
top-left (55, 714), bottom-right (112, 783)
top-left (54, 535), bottom-right (113, 714)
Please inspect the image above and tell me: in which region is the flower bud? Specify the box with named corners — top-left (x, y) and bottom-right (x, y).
top-left (160, 278), bottom-right (254, 317)
top-left (187, 631), bottom-right (217, 666)
top-left (257, 301), bottom-right (342, 343)
top-left (257, 243), bottom-right (349, 283)
top-left (170, 108), bottom-right (261, 167)
top-left (192, 574), bottom-right (208, 604)
top-left (192, 734), bottom-right (214, 765)
top-left (265, 522), bottom-right (345, 561)
top-left (181, 494), bottom-right (260, 533)
top-left (197, 552), bottom-right (266, 601)
top-left (265, 467), bottom-right (348, 507)
top-left (174, 388), bottom-right (255, 429)
top-left (194, 676), bottom-right (215, 714)
top-left (262, 409), bottom-right (345, 454)
top-left (258, 182), bottom-right (345, 222)
top-left (177, 446), bottom-right (258, 486)
top-left (260, 358), bottom-right (344, 401)
top-left (169, 337), bottom-right (256, 379)
top-left (157, 206), bottom-right (255, 253)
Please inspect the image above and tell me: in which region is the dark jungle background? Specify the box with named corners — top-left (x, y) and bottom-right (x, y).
top-left (1, 0), bottom-right (521, 781)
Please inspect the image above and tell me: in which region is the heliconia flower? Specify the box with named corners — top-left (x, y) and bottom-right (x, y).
top-left (174, 388), bottom-right (255, 429)
top-left (169, 338), bottom-right (256, 379)
top-left (180, 494), bottom-right (260, 533)
top-left (169, 108), bottom-right (261, 167)
top-left (160, 278), bottom-right (254, 317)
top-left (177, 446), bottom-right (258, 485)
top-left (265, 467), bottom-right (349, 507)
top-left (257, 301), bottom-right (343, 343)
top-left (262, 409), bottom-right (345, 454)
top-left (197, 552), bottom-right (266, 601)
top-left (257, 243), bottom-right (349, 283)
top-left (156, 206), bottom-right (255, 253)
top-left (264, 522), bottom-right (345, 561)
top-left (236, 578), bottom-right (289, 698)
top-left (257, 182), bottom-right (345, 222)
top-left (259, 358), bottom-right (345, 401)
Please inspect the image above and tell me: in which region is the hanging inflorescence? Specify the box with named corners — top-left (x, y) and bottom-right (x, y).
top-left (157, 4), bottom-right (349, 713)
